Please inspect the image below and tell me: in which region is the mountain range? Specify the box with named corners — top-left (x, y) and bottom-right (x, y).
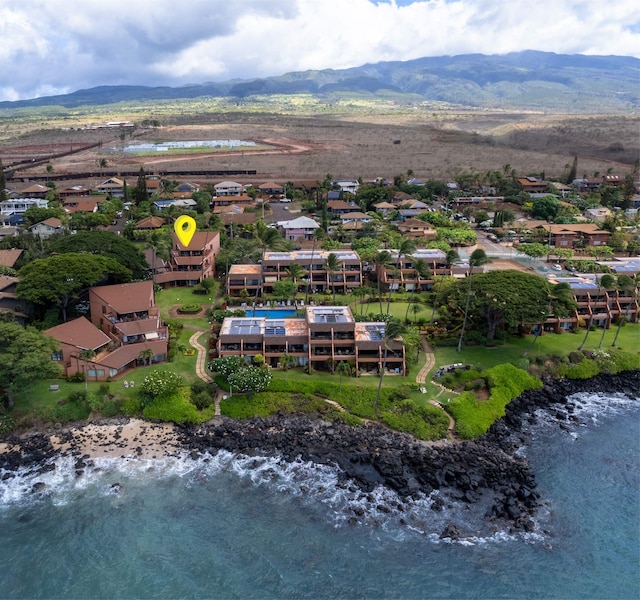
top-left (2, 51), bottom-right (638, 113)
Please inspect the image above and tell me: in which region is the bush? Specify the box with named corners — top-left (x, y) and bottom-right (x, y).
top-left (140, 370), bottom-right (185, 400)
top-left (565, 359), bottom-right (600, 379)
top-left (142, 388), bottom-right (204, 424)
top-left (177, 303), bottom-right (202, 314)
top-left (379, 401), bottom-right (449, 440)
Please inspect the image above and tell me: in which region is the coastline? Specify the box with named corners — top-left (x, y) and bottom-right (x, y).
top-left (1, 370), bottom-right (638, 537)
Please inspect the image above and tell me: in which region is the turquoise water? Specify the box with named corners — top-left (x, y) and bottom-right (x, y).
top-left (1, 391), bottom-right (638, 599)
top-left (247, 308), bottom-right (297, 318)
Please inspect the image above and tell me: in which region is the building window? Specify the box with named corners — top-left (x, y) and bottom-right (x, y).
top-left (87, 369), bottom-right (105, 378)
top-left (51, 350), bottom-right (63, 361)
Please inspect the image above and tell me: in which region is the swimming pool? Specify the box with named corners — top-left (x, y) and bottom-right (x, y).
top-left (246, 308), bottom-right (297, 319)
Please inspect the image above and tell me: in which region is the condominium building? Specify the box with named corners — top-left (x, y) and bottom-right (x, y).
top-left (227, 250), bottom-right (363, 298)
top-left (216, 306), bottom-right (405, 375)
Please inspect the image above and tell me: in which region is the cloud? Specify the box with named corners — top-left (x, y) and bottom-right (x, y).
top-left (1, 0), bottom-right (638, 101)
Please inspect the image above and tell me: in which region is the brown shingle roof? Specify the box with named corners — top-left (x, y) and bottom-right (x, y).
top-left (46, 317), bottom-right (111, 350)
top-left (0, 249), bottom-right (22, 268)
top-left (90, 280), bottom-right (154, 314)
top-left (98, 340), bottom-right (167, 369)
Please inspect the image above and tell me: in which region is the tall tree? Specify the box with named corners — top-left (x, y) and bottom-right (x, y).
top-left (597, 274), bottom-right (617, 348)
top-left (611, 275), bottom-right (636, 348)
top-left (285, 263), bottom-right (308, 307)
top-left (134, 167), bottom-right (148, 205)
top-left (48, 230), bottom-right (148, 279)
top-left (335, 360), bottom-right (353, 393)
top-left (0, 322), bottom-right (62, 407)
top-left (374, 318), bottom-right (406, 408)
top-left (78, 348), bottom-right (97, 390)
top-left (17, 253), bottom-right (132, 321)
top-left (325, 252), bottom-right (341, 304)
top-left (374, 250), bottom-right (392, 313)
top-left (387, 237), bottom-right (417, 314)
top-left (457, 249), bottom-right (490, 352)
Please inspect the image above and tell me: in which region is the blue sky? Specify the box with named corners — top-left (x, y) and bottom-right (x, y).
top-left (1, 0), bottom-right (638, 102)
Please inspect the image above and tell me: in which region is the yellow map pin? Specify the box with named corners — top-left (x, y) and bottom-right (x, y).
top-left (174, 215), bottom-right (197, 247)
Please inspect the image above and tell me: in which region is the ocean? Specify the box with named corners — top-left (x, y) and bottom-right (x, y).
top-left (1, 390), bottom-right (638, 600)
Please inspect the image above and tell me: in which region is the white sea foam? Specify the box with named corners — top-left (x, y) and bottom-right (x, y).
top-left (528, 390), bottom-right (639, 439)
top-left (1, 446), bottom-right (546, 544)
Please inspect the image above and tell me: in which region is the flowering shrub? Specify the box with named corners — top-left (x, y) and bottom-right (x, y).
top-left (141, 370), bottom-right (185, 398)
top-left (209, 356), bottom-right (246, 379)
top-left (228, 366), bottom-right (272, 396)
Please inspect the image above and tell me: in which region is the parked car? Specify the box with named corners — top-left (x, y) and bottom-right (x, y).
top-left (279, 198), bottom-right (292, 203)
top-left (552, 263), bottom-right (562, 271)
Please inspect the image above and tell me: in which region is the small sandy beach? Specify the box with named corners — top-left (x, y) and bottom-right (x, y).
top-left (48, 419), bottom-right (181, 459)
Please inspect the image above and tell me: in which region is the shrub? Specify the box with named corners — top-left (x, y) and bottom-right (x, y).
top-left (140, 370), bottom-right (185, 400)
top-left (177, 303), bottom-right (202, 314)
top-left (143, 388), bottom-right (204, 424)
top-left (565, 358), bottom-right (600, 379)
top-left (379, 401), bottom-right (449, 440)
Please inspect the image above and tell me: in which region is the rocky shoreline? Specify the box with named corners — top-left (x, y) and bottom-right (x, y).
top-left (1, 370), bottom-right (638, 538)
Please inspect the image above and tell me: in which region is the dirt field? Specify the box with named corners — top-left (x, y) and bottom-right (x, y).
top-left (2, 109), bottom-right (638, 186)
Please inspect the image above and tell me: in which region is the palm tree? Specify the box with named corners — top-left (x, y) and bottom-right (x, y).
top-left (78, 349), bottom-right (96, 391)
top-left (387, 237), bottom-right (417, 314)
top-left (285, 263), bottom-right (308, 308)
top-left (375, 318), bottom-right (406, 408)
top-left (325, 253), bottom-right (341, 304)
top-left (278, 354), bottom-right (298, 381)
top-left (304, 229), bottom-right (323, 305)
top-left (431, 250), bottom-right (459, 323)
top-left (457, 248), bottom-right (490, 352)
top-left (374, 250), bottom-right (392, 313)
top-left (138, 348), bottom-right (154, 366)
top-left (611, 275), bottom-right (636, 347)
top-left (253, 219), bottom-right (285, 305)
top-left (578, 273), bottom-right (610, 351)
top-left (597, 274), bottom-right (617, 348)
top-left (405, 258), bottom-right (430, 322)
top-left (335, 360), bottom-right (353, 393)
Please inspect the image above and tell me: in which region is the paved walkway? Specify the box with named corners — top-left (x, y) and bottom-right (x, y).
top-left (188, 329), bottom-right (221, 417)
top-left (416, 335), bottom-right (457, 439)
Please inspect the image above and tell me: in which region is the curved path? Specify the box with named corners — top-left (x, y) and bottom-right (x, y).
top-left (416, 335), bottom-right (457, 438)
top-left (187, 329), bottom-right (221, 417)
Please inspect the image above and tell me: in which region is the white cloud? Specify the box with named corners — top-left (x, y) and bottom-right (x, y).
top-left (0, 0), bottom-right (638, 101)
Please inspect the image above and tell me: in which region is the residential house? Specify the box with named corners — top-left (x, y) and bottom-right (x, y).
top-left (390, 191), bottom-right (415, 205)
top-left (211, 194), bottom-right (254, 211)
top-left (135, 216), bottom-right (166, 230)
top-left (517, 177), bottom-right (548, 194)
top-left (0, 275), bottom-right (28, 323)
top-left (341, 212), bottom-right (372, 226)
top-left (30, 217), bottom-right (64, 238)
top-left (396, 218), bottom-right (437, 241)
top-left (0, 249), bottom-right (23, 269)
top-left (0, 198), bottom-right (48, 216)
top-left (258, 181), bottom-right (284, 197)
top-left (276, 216), bottom-right (320, 241)
top-left (333, 180), bottom-right (360, 195)
top-left (214, 181), bottom-right (244, 196)
top-left (95, 177), bottom-right (126, 197)
top-left (156, 231), bottom-right (220, 288)
top-left (19, 184), bottom-right (50, 198)
top-left (533, 223), bottom-right (610, 248)
top-left (62, 197), bottom-right (102, 214)
top-left (373, 201), bottom-right (397, 216)
top-left (216, 305), bottom-right (405, 375)
top-left (584, 207), bottom-right (612, 223)
top-left (59, 185), bottom-right (92, 200)
top-left (327, 200), bottom-right (356, 215)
